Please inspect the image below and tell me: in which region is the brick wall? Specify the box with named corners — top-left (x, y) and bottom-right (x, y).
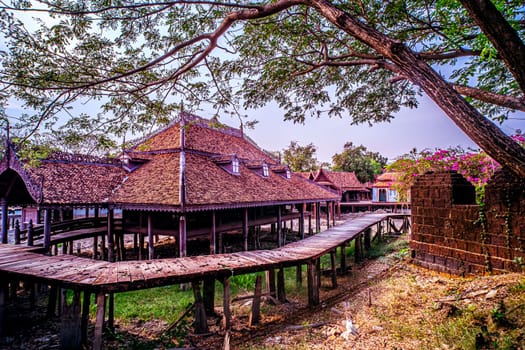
top-left (410, 169), bottom-right (525, 275)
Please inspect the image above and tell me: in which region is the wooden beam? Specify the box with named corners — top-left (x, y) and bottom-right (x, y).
top-left (107, 293), bottom-right (115, 331)
top-left (248, 275), bottom-right (262, 326)
top-left (148, 213), bottom-right (154, 260)
top-left (299, 204), bottom-right (305, 240)
top-left (296, 264), bottom-right (302, 286)
top-left (266, 269), bottom-right (276, 301)
top-left (340, 243), bottom-right (347, 275)
top-left (93, 293), bottom-right (106, 350)
top-left (364, 228), bottom-right (371, 251)
top-left (326, 201), bottom-right (330, 229)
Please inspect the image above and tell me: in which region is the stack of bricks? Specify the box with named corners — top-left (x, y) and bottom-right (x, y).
top-left (410, 169), bottom-right (525, 275)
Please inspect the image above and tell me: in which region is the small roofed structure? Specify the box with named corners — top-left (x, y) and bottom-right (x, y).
top-left (308, 168), bottom-right (370, 202)
top-left (0, 113), bottom-right (339, 258)
top-left (371, 171), bottom-right (406, 202)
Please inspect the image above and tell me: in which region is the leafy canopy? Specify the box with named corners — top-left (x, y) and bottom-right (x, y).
top-left (282, 141), bottom-right (319, 172)
top-left (331, 142), bottom-right (387, 183)
top-left (0, 0), bottom-right (524, 164)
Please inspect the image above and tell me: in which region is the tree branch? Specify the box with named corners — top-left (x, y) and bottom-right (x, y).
top-left (453, 85), bottom-right (525, 112)
top-left (458, 0), bottom-right (525, 93)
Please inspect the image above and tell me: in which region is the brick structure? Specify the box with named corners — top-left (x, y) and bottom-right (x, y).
top-left (410, 169), bottom-right (525, 275)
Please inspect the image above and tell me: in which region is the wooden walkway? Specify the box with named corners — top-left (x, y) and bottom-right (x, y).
top-left (0, 212), bottom-right (409, 349)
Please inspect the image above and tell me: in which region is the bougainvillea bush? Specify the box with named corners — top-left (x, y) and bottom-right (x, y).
top-left (388, 133), bottom-right (525, 201)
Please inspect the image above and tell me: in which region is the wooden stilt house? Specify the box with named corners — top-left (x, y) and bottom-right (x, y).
top-left (0, 113), bottom-right (339, 259)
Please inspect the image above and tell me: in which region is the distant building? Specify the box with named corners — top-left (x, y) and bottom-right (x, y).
top-left (299, 168), bottom-right (370, 202)
top-left (371, 172), bottom-right (407, 202)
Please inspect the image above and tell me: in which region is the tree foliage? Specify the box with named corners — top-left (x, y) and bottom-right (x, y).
top-left (282, 141), bottom-right (319, 172)
top-left (0, 0), bottom-right (524, 176)
top-left (332, 142), bottom-right (387, 182)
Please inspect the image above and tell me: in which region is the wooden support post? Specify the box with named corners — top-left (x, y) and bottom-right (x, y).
top-left (85, 207), bottom-right (89, 218)
top-left (62, 240), bottom-right (67, 255)
top-left (340, 243), bottom-right (347, 275)
top-left (376, 222), bottom-right (382, 242)
top-left (277, 206), bottom-right (282, 247)
top-left (138, 234), bottom-right (144, 260)
top-left (210, 211), bottom-right (216, 254)
top-left (101, 235), bottom-right (106, 261)
top-left (94, 206), bottom-right (99, 218)
top-left (307, 260), bottom-right (320, 306)
top-left (243, 208), bottom-right (249, 251)
top-left (43, 208), bottom-right (51, 255)
top-left (147, 213), bottom-right (154, 260)
top-left (266, 269), bottom-right (276, 300)
top-left (354, 234), bottom-right (363, 263)
top-left (93, 293), bottom-right (106, 350)
top-left (47, 285), bottom-right (58, 317)
top-left (221, 277), bottom-right (231, 330)
top-left (179, 215), bottom-right (187, 257)
top-left (81, 291), bottom-right (91, 345)
top-left (90, 237), bottom-right (97, 260)
top-left (107, 293), bottom-right (115, 331)
top-left (326, 201), bottom-right (330, 229)
top-left (364, 228), bottom-right (371, 252)
top-left (330, 250), bottom-right (338, 288)
top-left (1, 198), bottom-right (7, 244)
top-left (14, 220), bottom-right (20, 244)
top-left (27, 219), bottom-right (34, 246)
top-left (296, 264), bottom-right (302, 286)
top-left (332, 202), bottom-right (336, 226)
top-left (107, 209), bottom-right (115, 262)
top-left (277, 267), bottom-right (287, 303)
top-left (299, 204), bottom-right (305, 240)
top-left (316, 203), bottom-right (321, 233)
top-left (248, 275), bottom-right (262, 326)
top-left (203, 278), bottom-right (215, 316)
top-left (192, 281), bottom-right (208, 334)
top-left (60, 290), bottom-right (82, 350)
top-left (308, 204), bottom-right (312, 235)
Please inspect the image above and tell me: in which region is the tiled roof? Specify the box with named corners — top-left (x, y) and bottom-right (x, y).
top-left (2, 115), bottom-right (338, 208)
top-left (372, 172), bottom-right (401, 188)
top-left (25, 160), bottom-right (127, 204)
top-left (313, 168), bottom-right (365, 191)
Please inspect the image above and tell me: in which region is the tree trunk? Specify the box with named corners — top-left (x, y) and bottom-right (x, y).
top-left (310, 0), bottom-right (525, 179)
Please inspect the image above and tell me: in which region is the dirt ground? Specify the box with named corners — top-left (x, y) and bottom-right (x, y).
top-left (1, 234), bottom-right (524, 350)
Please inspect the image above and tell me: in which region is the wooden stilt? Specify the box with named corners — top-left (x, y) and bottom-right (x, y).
top-left (191, 281), bottom-right (208, 334)
top-left (248, 275), bottom-right (262, 326)
top-left (107, 293), bottom-right (114, 331)
top-left (277, 206), bottom-right (282, 247)
top-left (93, 293), bottom-right (106, 350)
top-left (148, 213), bottom-right (154, 260)
top-left (81, 291), bottom-right (91, 344)
top-left (340, 243), bottom-right (347, 275)
top-left (43, 209), bottom-right (51, 255)
top-left (139, 234), bottom-right (144, 260)
top-left (330, 250), bottom-right (338, 288)
top-left (307, 260), bottom-right (320, 306)
top-left (47, 285), bottom-right (58, 317)
top-left (267, 269), bottom-right (276, 301)
top-left (277, 267), bottom-right (287, 303)
top-left (14, 220), bottom-right (20, 244)
top-left (364, 228), bottom-right (371, 251)
top-left (101, 232), bottom-right (106, 261)
top-left (354, 234), bottom-right (363, 262)
top-left (210, 211), bottom-right (216, 254)
top-left (60, 290), bottom-right (82, 350)
top-left (107, 209), bottom-right (115, 262)
top-left (296, 264), bottom-right (302, 286)
top-left (1, 199), bottom-right (7, 244)
top-left (243, 208), bottom-right (249, 251)
top-left (221, 277), bottom-right (231, 330)
top-left (179, 215), bottom-right (187, 257)
top-left (27, 219), bottom-right (34, 246)
top-left (203, 278), bottom-right (215, 316)
top-left (299, 204), bottom-right (305, 240)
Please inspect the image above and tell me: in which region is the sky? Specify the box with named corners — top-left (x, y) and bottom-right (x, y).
top-left (196, 94), bottom-right (523, 164)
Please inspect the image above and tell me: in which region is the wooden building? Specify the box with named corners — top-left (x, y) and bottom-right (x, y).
top-left (0, 114), bottom-right (339, 258)
top-left (300, 168), bottom-right (370, 202)
top-left (371, 171), bottom-right (405, 202)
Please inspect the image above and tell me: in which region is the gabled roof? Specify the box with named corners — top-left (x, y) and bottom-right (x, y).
top-left (1, 114), bottom-right (338, 209)
top-left (372, 172), bottom-right (401, 188)
top-left (312, 168), bottom-right (366, 191)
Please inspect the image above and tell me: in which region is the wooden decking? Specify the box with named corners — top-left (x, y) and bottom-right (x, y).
top-left (0, 212), bottom-right (409, 350)
top-left (0, 213), bottom-right (404, 293)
